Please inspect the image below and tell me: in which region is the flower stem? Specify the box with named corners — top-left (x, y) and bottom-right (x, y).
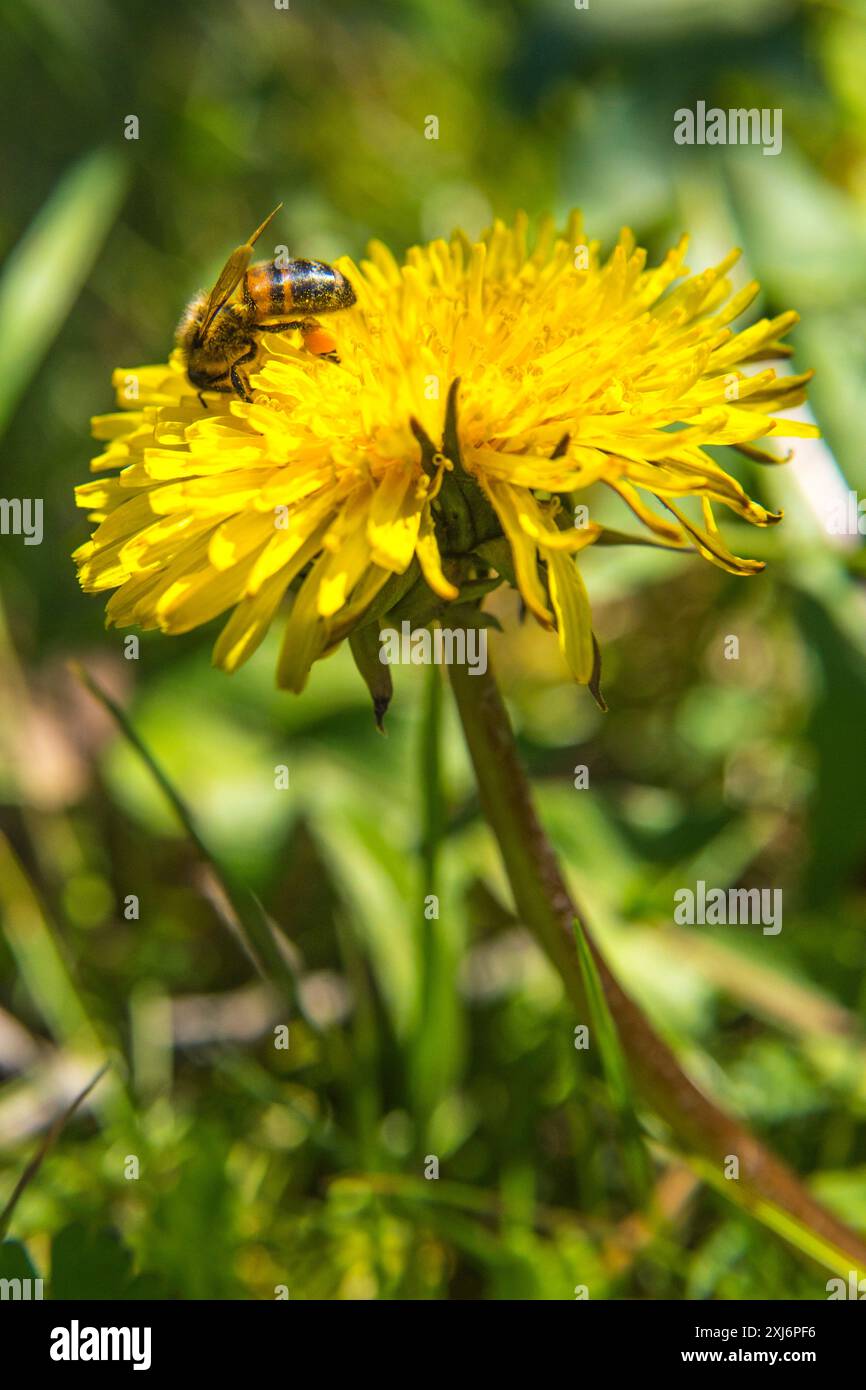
top-left (449, 657), bottom-right (866, 1273)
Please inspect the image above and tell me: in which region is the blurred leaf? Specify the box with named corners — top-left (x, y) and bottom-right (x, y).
top-left (50, 1223), bottom-right (134, 1300)
top-left (0, 833), bottom-right (106, 1052)
top-left (573, 918), bottom-right (652, 1203)
top-left (0, 148), bottom-right (126, 434)
top-left (308, 798), bottom-right (418, 1038)
top-left (0, 1238), bottom-right (40, 1283)
top-left (812, 1169), bottom-right (866, 1234)
top-left (0, 1062), bottom-right (108, 1239)
top-left (72, 663), bottom-right (301, 1005)
top-left (688, 1154), bottom-right (862, 1279)
top-left (796, 592), bottom-right (866, 903)
top-left (727, 147), bottom-right (866, 310)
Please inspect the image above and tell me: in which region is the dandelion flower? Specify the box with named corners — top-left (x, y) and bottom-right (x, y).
top-left (74, 212), bottom-right (815, 706)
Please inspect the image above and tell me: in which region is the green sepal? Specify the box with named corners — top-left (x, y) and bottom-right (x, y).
top-left (473, 537), bottom-right (516, 587)
top-left (588, 632), bottom-right (607, 712)
top-left (349, 622), bottom-right (392, 731)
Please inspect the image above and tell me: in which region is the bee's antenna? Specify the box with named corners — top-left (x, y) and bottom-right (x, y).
top-left (247, 204), bottom-right (283, 251)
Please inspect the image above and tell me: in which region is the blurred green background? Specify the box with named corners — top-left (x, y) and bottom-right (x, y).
top-left (1, 0), bottom-right (866, 1300)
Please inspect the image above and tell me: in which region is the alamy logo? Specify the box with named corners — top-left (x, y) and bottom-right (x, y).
top-left (0, 498), bottom-right (43, 545)
top-left (50, 1320), bottom-right (151, 1371)
top-left (0, 1277), bottom-right (43, 1299)
top-left (827, 1272), bottom-right (866, 1299)
top-left (674, 881), bottom-right (782, 935)
top-left (674, 102), bottom-right (782, 157)
top-left (379, 620), bottom-right (487, 675)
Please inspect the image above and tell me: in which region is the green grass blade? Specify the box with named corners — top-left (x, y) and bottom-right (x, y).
top-left (688, 1153), bottom-right (865, 1280)
top-left (0, 1063), bottom-right (109, 1239)
top-left (0, 147), bottom-right (126, 434)
top-left (573, 916), bottom-right (653, 1202)
top-left (71, 663), bottom-right (301, 1011)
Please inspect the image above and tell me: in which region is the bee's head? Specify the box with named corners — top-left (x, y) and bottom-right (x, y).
top-left (186, 361), bottom-right (223, 390)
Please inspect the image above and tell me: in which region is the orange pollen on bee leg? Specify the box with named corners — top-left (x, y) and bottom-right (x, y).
top-left (303, 326), bottom-right (339, 356)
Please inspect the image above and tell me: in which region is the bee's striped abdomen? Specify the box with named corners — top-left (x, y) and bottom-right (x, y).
top-left (245, 259), bottom-right (356, 320)
top-left (245, 262), bottom-right (291, 315)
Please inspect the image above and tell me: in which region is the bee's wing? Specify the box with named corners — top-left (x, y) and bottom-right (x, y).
top-left (199, 204), bottom-right (284, 333)
top-left (199, 246), bottom-right (254, 332)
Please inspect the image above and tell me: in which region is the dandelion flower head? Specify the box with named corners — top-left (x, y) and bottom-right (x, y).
top-left (74, 211), bottom-right (815, 700)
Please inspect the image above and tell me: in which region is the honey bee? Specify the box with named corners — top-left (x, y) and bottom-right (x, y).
top-left (176, 204), bottom-right (356, 402)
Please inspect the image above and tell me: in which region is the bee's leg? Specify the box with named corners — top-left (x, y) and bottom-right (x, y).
top-left (250, 320), bottom-right (308, 336)
top-left (232, 323), bottom-right (318, 398)
top-left (252, 321), bottom-right (341, 362)
top-left (229, 341), bottom-right (261, 401)
top-left (197, 378), bottom-right (232, 409)
top-left (253, 319), bottom-right (336, 350)
top-left (229, 366), bottom-right (252, 401)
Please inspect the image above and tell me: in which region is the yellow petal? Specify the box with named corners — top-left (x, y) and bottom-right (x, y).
top-left (546, 551), bottom-right (594, 683)
top-left (415, 505), bottom-right (459, 600)
top-left (316, 521), bottom-right (375, 617)
top-left (481, 479), bottom-right (553, 627)
top-left (212, 569), bottom-right (292, 673)
top-left (366, 465), bottom-right (423, 573)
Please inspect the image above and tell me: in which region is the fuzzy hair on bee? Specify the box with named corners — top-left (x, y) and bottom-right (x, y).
top-left (175, 205), bottom-right (356, 402)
